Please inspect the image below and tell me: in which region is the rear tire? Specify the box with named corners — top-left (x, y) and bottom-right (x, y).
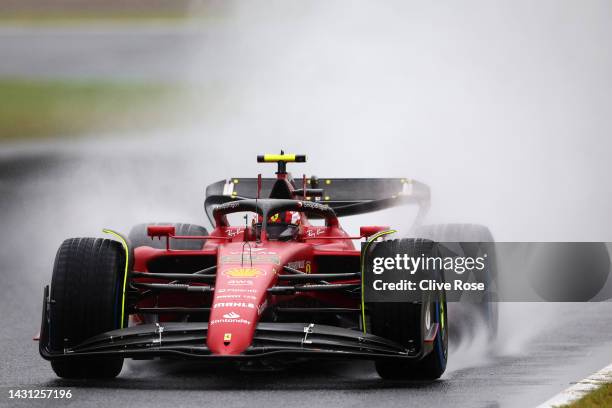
top-left (367, 239), bottom-right (448, 380)
top-left (49, 238), bottom-right (126, 379)
top-left (128, 222), bottom-right (209, 250)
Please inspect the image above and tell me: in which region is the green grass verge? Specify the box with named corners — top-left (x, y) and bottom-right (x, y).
top-left (560, 383), bottom-right (612, 408)
top-left (0, 79), bottom-right (183, 142)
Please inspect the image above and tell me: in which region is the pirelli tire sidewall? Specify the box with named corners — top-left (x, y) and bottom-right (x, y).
top-left (49, 237), bottom-right (126, 379)
top-left (365, 238), bottom-right (448, 380)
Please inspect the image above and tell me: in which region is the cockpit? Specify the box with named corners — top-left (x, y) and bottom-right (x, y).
top-left (212, 199), bottom-right (338, 242)
top-left (254, 211), bottom-right (300, 241)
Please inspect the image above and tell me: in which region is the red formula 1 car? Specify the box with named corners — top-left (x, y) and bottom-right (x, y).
top-left (39, 153), bottom-right (453, 380)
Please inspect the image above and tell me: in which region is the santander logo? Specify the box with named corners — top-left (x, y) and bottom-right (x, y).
top-left (223, 312), bottom-right (240, 319)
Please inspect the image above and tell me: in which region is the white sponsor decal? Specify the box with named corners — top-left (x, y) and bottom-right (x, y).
top-left (216, 201), bottom-right (240, 210)
top-left (287, 260), bottom-right (306, 269)
top-left (227, 279), bottom-right (254, 286)
top-left (216, 294), bottom-right (257, 300)
top-left (215, 302), bottom-right (256, 309)
top-left (229, 248), bottom-right (277, 255)
top-left (306, 228), bottom-right (325, 238)
top-left (225, 229), bottom-right (242, 237)
top-left (221, 254), bottom-right (280, 265)
top-left (216, 288), bottom-right (257, 294)
top-left (301, 201), bottom-right (328, 211)
top-left (223, 311), bottom-right (240, 319)
top-left (210, 318), bottom-right (251, 325)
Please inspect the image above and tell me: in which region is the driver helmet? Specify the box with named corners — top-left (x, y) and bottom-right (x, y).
top-left (254, 211), bottom-right (300, 241)
top-left (268, 211), bottom-right (300, 225)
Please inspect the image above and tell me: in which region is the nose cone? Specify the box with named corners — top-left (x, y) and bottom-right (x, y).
top-left (208, 307), bottom-right (258, 355)
top-left (207, 263), bottom-right (274, 355)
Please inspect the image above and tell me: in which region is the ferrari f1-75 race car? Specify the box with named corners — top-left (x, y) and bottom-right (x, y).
top-left (39, 153), bottom-right (496, 380)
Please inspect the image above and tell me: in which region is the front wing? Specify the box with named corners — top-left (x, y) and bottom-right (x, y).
top-left (39, 288), bottom-right (427, 362)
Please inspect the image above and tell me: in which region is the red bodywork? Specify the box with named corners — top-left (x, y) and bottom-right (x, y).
top-left (38, 154), bottom-right (438, 371)
top-left (133, 226), bottom-right (359, 356)
top-left (130, 169), bottom-right (388, 356)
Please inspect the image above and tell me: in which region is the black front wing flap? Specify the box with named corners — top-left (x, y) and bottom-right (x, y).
top-left (40, 322), bottom-right (420, 361)
top-left (39, 287), bottom-right (423, 362)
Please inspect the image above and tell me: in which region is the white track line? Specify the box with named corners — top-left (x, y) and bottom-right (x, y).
top-left (536, 363), bottom-right (612, 408)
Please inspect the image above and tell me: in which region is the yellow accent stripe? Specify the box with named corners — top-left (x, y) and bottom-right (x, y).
top-left (103, 229), bottom-right (129, 329)
top-left (440, 291), bottom-right (446, 330)
top-left (263, 154), bottom-right (296, 162)
top-left (360, 229), bottom-right (396, 334)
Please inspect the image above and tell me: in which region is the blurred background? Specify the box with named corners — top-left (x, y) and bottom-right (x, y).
top-left (1, 2), bottom-right (612, 406)
top-left (1, 0), bottom-right (611, 240)
top-left (0, 0), bottom-right (209, 143)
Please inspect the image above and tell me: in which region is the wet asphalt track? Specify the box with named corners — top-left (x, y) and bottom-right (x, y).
top-left (0, 146), bottom-right (611, 408)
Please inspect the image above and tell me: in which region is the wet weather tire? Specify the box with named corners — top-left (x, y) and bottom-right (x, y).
top-left (366, 239), bottom-right (448, 380)
top-left (129, 223), bottom-right (209, 250)
top-left (49, 238), bottom-right (126, 379)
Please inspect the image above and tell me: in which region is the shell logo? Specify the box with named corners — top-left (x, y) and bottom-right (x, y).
top-left (223, 267), bottom-right (265, 278)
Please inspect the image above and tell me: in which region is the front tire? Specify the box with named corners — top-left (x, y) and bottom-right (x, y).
top-left (49, 238), bottom-right (126, 379)
top-left (366, 239), bottom-right (448, 380)
top-left (374, 297), bottom-right (448, 380)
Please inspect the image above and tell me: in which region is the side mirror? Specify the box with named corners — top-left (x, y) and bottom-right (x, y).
top-left (147, 225), bottom-right (176, 238)
top-left (360, 225), bottom-right (390, 238)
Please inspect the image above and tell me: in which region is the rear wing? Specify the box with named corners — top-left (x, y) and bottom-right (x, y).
top-left (204, 178), bottom-right (430, 225)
